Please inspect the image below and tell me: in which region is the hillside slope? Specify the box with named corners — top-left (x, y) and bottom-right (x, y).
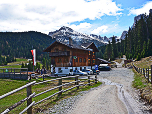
top-left (0, 31), bottom-right (55, 61)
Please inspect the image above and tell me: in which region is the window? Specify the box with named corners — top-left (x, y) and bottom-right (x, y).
top-left (58, 58), bottom-right (62, 63)
top-left (58, 70), bottom-right (62, 73)
top-left (89, 51), bottom-right (91, 55)
top-left (88, 59), bottom-right (90, 63)
top-left (55, 48), bottom-right (59, 52)
top-left (58, 68), bottom-right (61, 72)
top-left (79, 58), bottom-right (82, 62)
top-left (63, 48), bottom-right (67, 51)
top-left (84, 58), bottom-right (86, 63)
top-left (93, 59), bottom-right (95, 63)
top-left (64, 58), bottom-right (68, 62)
top-left (75, 58), bottom-right (78, 62)
top-left (93, 52), bottom-right (95, 56)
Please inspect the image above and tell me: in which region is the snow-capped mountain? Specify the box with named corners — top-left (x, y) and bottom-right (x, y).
top-left (48, 26), bottom-right (108, 47)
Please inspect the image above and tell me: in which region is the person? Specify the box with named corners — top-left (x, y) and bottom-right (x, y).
top-left (40, 69), bottom-right (43, 75)
top-left (36, 68), bottom-right (38, 73)
top-left (38, 68), bottom-right (40, 74)
top-left (42, 68), bottom-right (44, 74)
top-left (44, 67), bottom-right (46, 74)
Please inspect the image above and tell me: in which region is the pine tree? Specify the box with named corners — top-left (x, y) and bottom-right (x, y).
top-left (104, 41), bottom-right (112, 60)
top-left (111, 36), bottom-right (118, 58)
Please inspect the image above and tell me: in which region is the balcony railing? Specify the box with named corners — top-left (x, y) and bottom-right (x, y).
top-left (49, 51), bottom-right (70, 57)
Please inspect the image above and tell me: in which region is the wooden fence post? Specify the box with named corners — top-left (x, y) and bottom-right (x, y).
top-left (27, 68), bottom-right (28, 79)
top-left (147, 68), bottom-right (149, 83)
top-left (58, 78), bottom-right (62, 96)
top-left (43, 75), bottom-right (45, 81)
top-left (27, 85), bottom-right (32, 114)
top-left (146, 68), bottom-right (147, 82)
top-left (143, 68), bottom-right (145, 78)
top-left (75, 76), bottom-right (77, 85)
top-left (151, 65), bottom-right (152, 84)
top-left (75, 76), bottom-right (79, 89)
top-left (88, 76), bottom-right (90, 86)
top-left (77, 76), bottom-right (79, 89)
top-left (95, 73), bottom-right (97, 84)
top-left (20, 69), bottom-right (21, 80)
top-left (30, 74), bottom-right (31, 81)
top-left (14, 69), bottom-right (15, 79)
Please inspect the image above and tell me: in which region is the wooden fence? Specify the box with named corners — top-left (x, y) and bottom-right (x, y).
top-left (132, 63), bottom-right (152, 83)
top-left (0, 74), bottom-right (98, 114)
top-left (0, 68), bottom-right (28, 80)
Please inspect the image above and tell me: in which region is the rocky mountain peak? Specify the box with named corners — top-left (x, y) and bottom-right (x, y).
top-left (48, 26), bottom-right (113, 47)
top-left (59, 26), bottom-right (74, 33)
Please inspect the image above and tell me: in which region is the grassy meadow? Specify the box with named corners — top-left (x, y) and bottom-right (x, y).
top-left (132, 56), bottom-right (152, 104)
top-left (0, 76), bottom-right (101, 113)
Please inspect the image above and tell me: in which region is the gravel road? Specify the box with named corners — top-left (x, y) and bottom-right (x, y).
top-left (43, 68), bottom-right (151, 114)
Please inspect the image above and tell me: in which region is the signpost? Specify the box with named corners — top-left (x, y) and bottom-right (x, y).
top-left (95, 65), bottom-right (98, 70)
top-left (73, 56), bottom-right (77, 59)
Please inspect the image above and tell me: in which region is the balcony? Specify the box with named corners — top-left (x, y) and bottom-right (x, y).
top-left (49, 51), bottom-right (70, 57)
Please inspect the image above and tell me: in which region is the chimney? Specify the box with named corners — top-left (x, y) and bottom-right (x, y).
top-left (69, 37), bottom-right (73, 46)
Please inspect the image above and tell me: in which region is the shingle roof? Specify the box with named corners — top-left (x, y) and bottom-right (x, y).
top-left (81, 42), bottom-right (93, 48)
top-left (60, 41), bottom-right (93, 51)
top-left (97, 58), bottom-right (111, 63)
top-left (43, 41), bottom-right (93, 52)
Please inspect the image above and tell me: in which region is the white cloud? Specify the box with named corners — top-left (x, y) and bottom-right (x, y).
top-left (0, 0), bottom-right (122, 34)
top-left (90, 23), bottom-right (124, 37)
top-left (70, 23), bottom-right (91, 31)
top-left (128, 1), bottom-right (152, 15)
top-left (91, 25), bottom-right (108, 34)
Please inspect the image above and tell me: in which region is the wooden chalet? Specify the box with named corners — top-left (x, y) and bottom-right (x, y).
top-left (43, 38), bottom-right (99, 69)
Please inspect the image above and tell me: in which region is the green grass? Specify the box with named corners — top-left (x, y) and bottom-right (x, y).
top-left (0, 79), bottom-right (28, 96)
top-left (133, 57), bottom-right (152, 69)
top-left (132, 69), bottom-right (147, 89)
top-left (0, 58), bottom-right (43, 73)
top-left (0, 78), bottom-right (102, 114)
top-left (16, 58), bottom-right (27, 62)
top-left (7, 58), bottom-right (28, 66)
top-left (0, 65), bottom-right (22, 73)
top-left (0, 79), bottom-right (29, 113)
top-left (0, 65), bottom-right (21, 69)
top-left (0, 58), bottom-right (27, 70)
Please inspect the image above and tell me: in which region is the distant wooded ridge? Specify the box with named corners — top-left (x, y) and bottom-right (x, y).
top-left (0, 31), bottom-right (55, 65)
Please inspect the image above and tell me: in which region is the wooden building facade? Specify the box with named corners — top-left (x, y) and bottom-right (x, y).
top-left (43, 38), bottom-right (99, 71)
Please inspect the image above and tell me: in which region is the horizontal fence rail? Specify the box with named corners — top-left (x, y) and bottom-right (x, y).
top-left (132, 63), bottom-right (152, 83)
top-left (0, 74), bottom-right (98, 114)
top-left (0, 68), bottom-right (28, 80)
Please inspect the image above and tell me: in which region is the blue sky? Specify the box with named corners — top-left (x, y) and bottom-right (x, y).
top-left (0, 0), bottom-right (152, 37)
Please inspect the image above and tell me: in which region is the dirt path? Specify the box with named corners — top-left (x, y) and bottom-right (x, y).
top-left (67, 68), bottom-right (150, 114)
top-left (68, 85), bottom-right (128, 114)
